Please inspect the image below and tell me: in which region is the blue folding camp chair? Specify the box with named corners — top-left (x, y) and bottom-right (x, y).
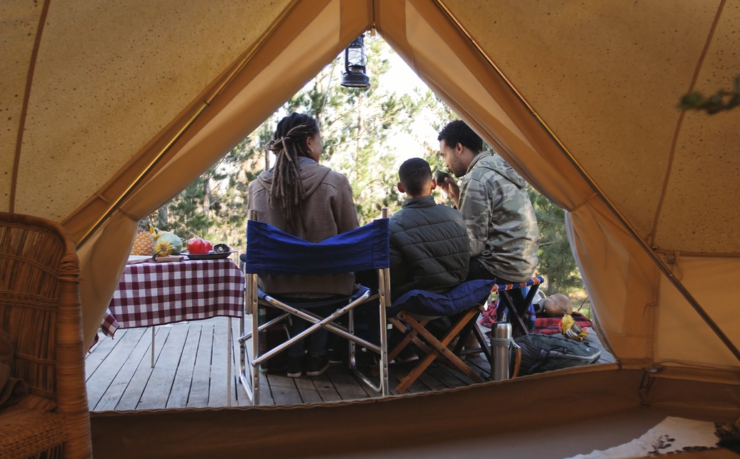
top-left (239, 210), bottom-right (391, 405)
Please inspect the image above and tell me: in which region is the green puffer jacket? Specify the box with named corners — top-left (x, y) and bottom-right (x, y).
top-left (389, 195), bottom-right (470, 300)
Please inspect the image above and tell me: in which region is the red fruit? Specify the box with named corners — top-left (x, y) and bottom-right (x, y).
top-left (187, 237), bottom-right (213, 255)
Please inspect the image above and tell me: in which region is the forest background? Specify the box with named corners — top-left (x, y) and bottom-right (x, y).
top-left (145, 36), bottom-right (589, 311)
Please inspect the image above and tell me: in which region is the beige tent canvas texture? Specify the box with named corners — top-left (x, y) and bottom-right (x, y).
top-left (3, 0), bottom-right (740, 456)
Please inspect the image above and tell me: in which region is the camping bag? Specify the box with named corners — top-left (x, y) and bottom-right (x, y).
top-left (512, 334), bottom-right (601, 376)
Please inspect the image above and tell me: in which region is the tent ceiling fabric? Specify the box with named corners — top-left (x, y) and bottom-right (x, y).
top-left (2, 0), bottom-right (740, 377)
top-left (5, 0), bottom-right (292, 220)
top-left (69, 0), bottom-right (370, 346)
top-left (441, 0), bottom-right (740, 255)
top-left (654, 1), bottom-right (740, 253)
top-left (0, 1), bottom-right (42, 211)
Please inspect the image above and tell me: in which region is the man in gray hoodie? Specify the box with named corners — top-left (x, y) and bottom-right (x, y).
top-left (437, 120), bottom-right (540, 284)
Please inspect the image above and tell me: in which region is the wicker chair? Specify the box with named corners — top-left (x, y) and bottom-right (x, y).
top-left (0, 212), bottom-right (92, 458)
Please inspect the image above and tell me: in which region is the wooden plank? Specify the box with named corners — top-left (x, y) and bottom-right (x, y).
top-left (310, 373), bottom-right (342, 402)
top-left (115, 327), bottom-right (171, 410)
top-left (227, 318), bottom-right (272, 407)
top-left (86, 328), bottom-right (146, 410)
top-left (208, 318), bottom-right (231, 407)
top-left (388, 363), bottom-right (431, 394)
top-left (230, 319), bottom-right (246, 405)
top-left (94, 327), bottom-right (157, 411)
top-left (224, 317), bottom-right (269, 407)
top-left (466, 355), bottom-right (492, 376)
top-left (166, 323), bottom-right (201, 408)
top-left (187, 322), bottom-right (213, 408)
top-left (325, 367), bottom-right (371, 401)
top-left (256, 371), bottom-right (274, 406)
top-left (85, 329), bottom-right (128, 379)
top-left (137, 324), bottom-right (190, 410)
top-left (387, 374), bottom-right (401, 396)
top-left (239, 315), bottom-right (275, 407)
top-left (229, 318), bottom-right (241, 408)
top-left (294, 377), bottom-right (323, 404)
top-left (437, 361), bottom-right (476, 386)
top-left (417, 371), bottom-right (448, 392)
top-left (424, 363), bottom-right (468, 389)
top-left (86, 332), bottom-right (104, 357)
top-left (265, 374), bottom-right (303, 405)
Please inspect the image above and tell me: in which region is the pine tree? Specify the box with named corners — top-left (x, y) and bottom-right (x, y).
top-left (155, 35), bottom-right (586, 305)
top-left (528, 187), bottom-right (583, 295)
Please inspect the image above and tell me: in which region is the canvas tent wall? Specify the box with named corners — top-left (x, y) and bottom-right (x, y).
top-left (3, 0), bottom-right (740, 425)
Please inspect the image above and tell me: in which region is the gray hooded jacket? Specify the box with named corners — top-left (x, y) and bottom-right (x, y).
top-left (247, 157), bottom-right (359, 295)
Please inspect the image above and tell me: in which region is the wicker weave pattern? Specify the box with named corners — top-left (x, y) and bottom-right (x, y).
top-left (0, 404), bottom-right (68, 458)
top-left (0, 212), bottom-right (92, 459)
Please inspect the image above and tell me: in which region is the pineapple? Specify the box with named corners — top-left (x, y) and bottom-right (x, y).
top-left (131, 220), bottom-right (154, 256)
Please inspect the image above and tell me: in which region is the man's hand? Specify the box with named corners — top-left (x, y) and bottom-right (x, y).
top-left (438, 176), bottom-right (460, 208)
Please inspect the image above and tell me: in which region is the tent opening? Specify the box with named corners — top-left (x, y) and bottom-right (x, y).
top-left (85, 33), bottom-right (617, 411)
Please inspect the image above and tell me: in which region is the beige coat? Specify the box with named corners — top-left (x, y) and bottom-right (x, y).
top-left (247, 157), bottom-right (359, 295)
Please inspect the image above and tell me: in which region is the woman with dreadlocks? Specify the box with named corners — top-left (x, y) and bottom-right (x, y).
top-left (247, 112), bottom-right (359, 378)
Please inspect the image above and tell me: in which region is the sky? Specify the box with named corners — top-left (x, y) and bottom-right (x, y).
top-left (384, 48), bottom-right (425, 94)
top-left (378, 45), bottom-right (443, 166)
top-left (249, 36), bottom-right (449, 173)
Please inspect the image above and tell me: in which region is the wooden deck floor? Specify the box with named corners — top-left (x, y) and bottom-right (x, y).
top-left (85, 317), bottom-right (615, 410)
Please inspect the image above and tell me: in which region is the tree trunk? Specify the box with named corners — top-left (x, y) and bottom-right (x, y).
top-left (203, 178), bottom-right (211, 219)
top-left (158, 205), bottom-right (168, 228)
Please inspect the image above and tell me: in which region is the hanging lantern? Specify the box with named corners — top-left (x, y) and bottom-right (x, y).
top-left (340, 34), bottom-right (370, 89)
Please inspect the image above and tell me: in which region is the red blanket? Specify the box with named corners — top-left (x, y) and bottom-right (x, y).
top-left (480, 300), bottom-right (593, 334)
top-left (534, 312), bottom-right (592, 335)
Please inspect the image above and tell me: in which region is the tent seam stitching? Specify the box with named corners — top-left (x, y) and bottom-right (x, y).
top-left (647, 0), bottom-right (727, 248)
top-left (9, 0), bottom-right (52, 214)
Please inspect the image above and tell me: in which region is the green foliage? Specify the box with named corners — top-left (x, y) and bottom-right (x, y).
top-left (678, 76), bottom-right (740, 114)
top-left (290, 38), bottom-right (426, 223)
top-left (528, 186), bottom-right (583, 295)
top-left (151, 121), bottom-right (272, 248)
top-left (155, 35), bottom-right (585, 301)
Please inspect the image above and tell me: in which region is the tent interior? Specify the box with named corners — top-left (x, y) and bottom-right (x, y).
top-left (3, 0), bottom-right (740, 457)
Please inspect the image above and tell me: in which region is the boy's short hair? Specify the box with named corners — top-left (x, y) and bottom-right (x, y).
top-left (399, 158), bottom-right (433, 196)
top-left (437, 120), bottom-right (483, 154)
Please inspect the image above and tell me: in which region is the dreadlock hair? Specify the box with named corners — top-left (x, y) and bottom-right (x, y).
top-left (266, 113), bottom-right (320, 234)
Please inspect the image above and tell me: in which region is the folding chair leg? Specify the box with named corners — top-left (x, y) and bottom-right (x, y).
top-left (406, 310), bottom-right (483, 383)
top-left (394, 310), bottom-right (483, 393)
top-left (472, 321), bottom-right (492, 364)
top-left (372, 317), bottom-right (427, 377)
top-left (456, 306), bottom-right (492, 362)
top-left (396, 309), bottom-right (483, 394)
top-left (452, 315), bottom-right (478, 355)
top-left (387, 317), bottom-right (428, 363)
top-left (408, 334), bottom-right (434, 358)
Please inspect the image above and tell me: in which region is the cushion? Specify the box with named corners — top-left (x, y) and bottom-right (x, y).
top-left (389, 280), bottom-right (495, 317)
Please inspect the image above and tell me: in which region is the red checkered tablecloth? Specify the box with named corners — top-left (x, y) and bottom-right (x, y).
top-left (100, 258), bottom-right (244, 338)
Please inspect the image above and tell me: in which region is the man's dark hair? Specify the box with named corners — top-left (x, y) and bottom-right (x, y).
top-left (399, 158), bottom-right (433, 196)
top-left (437, 120), bottom-right (483, 154)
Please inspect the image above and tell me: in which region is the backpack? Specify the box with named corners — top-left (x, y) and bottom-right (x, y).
top-left (512, 334), bottom-right (601, 376)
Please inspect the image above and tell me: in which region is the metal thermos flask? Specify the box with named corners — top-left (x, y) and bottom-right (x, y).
top-left (491, 323), bottom-right (512, 381)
